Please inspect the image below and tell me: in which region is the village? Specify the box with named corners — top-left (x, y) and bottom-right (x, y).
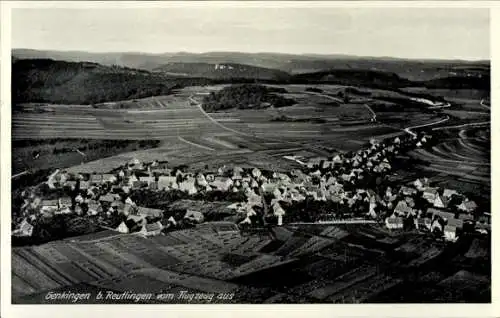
top-left (11, 130), bottom-right (490, 245)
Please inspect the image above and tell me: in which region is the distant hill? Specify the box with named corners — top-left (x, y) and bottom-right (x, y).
top-left (13, 57), bottom-right (490, 105)
top-left (290, 69), bottom-right (490, 91)
top-left (13, 49), bottom-right (490, 81)
top-left (152, 62), bottom-right (290, 81)
top-left (290, 69), bottom-right (413, 88)
top-left (12, 58), bottom-right (212, 105)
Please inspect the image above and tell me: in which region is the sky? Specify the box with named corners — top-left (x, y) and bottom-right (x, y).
top-left (12, 7), bottom-right (490, 60)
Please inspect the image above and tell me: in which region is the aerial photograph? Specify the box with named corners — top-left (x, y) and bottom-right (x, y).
top-left (10, 6), bottom-right (490, 304)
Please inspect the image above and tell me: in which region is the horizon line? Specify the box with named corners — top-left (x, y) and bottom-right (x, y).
top-left (11, 47), bottom-right (491, 63)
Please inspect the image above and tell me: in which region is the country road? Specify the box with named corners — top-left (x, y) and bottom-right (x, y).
top-left (177, 136), bottom-right (215, 151)
top-left (432, 121), bottom-right (490, 131)
top-left (479, 99), bottom-right (491, 110)
top-left (188, 95), bottom-right (331, 154)
top-left (305, 91), bottom-right (377, 122)
top-left (12, 170), bottom-right (29, 179)
top-left (403, 115), bottom-right (451, 136)
top-left (428, 102), bottom-right (451, 110)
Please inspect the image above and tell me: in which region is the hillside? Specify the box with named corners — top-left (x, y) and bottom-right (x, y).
top-left (153, 62), bottom-right (290, 81)
top-left (290, 69), bottom-right (490, 91)
top-left (12, 59), bottom-right (212, 105)
top-left (13, 49), bottom-right (490, 81)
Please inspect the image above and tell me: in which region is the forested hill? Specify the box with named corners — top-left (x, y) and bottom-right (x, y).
top-left (202, 84), bottom-right (296, 112)
top-left (153, 62), bottom-right (291, 81)
top-left (12, 59), bottom-right (213, 105)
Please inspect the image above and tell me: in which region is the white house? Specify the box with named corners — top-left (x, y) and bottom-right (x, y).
top-left (115, 221), bottom-right (129, 234)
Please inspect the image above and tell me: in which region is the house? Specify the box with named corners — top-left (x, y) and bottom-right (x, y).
top-left (385, 217), bottom-right (404, 230)
top-left (443, 189), bottom-right (458, 198)
top-left (87, 201), bottom-right (102, 215)
top-left (422, 187), bottom-right (439, 203)
top-left (210, 177), bottom-right (233, 192)
top-left (139, 176), bottom-right (155, 185)
top-left (196, 174), bottom-right (208, 187)
top-left (99, 194), bottom-right (115, 203)
top-left (414, 218), bottom-right (431, 231)
top-left (400, 186), bottom-right (417, 196)
top-left (129, 158), bottom-right (141, 166)
top-left (132, 181), bottom-right (148, 189)
top-left (457, 200), bottom-right (478, 213)
top-left (128, 174), bottom-right (139, 187)
top-left (429, 208), bottom-right (455, 221)
top-left (273, 204), bottom-right (286, 226)
top-left (40, 200), bottom-right (59, 213)
top-left (458, 213), bottom-right (474, 222)
top-left (444, 225), bottom-right (458, 242)
top-left (138, 222), bottom-right (163, 237)
top-left (74, 205), bottom-right (83, 215)
top-left (103, 174), bottom-right (117, 184)
top-left (125, 197), bottom-right (135, 206)
top-left (115, 221), bottom-right (129, 234)
top-left (59, 196), bottom-right (72, 209)
top-left (431, 219), bottom-right (443, 232)
top-left (179, 178), bottom-right (198, 195)
top-left (122, 203), bottom-right (136, 216)
top-left (393, 200), bottom-right (413, 216)
top-left (184, 210), bottom-right (204, 223)
top-left (12, 219), bottom-right (34, 237)
top-left (90, 174), bottom-right (103, 185)
top-left (433, 195), bottom-right (449, 209)
top-left (413, 178), bottom-right (429, 190)
top-left (79, 181), bottom-right (90, 190)
top-left (65, 181), bottom-right (77, 190)
top-left (447, 218), bottom-right (464, 229)
top-left (379, 161), bottom-right (391, 171)
top-left (252, 168), bottom-right (262, 179)
top-left (307, 157), bottom-right (324, 169)
top-left (158, 176), bottom-right (178, 190)
top-left (137, 206), bottom-right (163, 218)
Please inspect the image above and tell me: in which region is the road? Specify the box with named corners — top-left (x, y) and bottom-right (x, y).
top-left (479, 99), bottom-right (491, 110)
top-left (305, 91), bottom-right (377, 122)
top-left (289, 219), bottom-right (377, 225)
top-left (428, 102), bottom-right (451, 110)
top-left (12, 170), bottom-right (29, 179)
top-left (189, 95), bottom-right (334, 156)
top-left (177, 136), bottom-right (215, 152)
top-left (432, 121), bottom-right (489, 131)
top-left (403, 115), bottom-right (450, 136)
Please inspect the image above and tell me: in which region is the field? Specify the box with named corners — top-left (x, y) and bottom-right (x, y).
top-left (12, 217), bottom-right (490, 304)
top-left (408, 125), bottom-right (490, 199)
top-left (15, 84), bottom-right (436, 175)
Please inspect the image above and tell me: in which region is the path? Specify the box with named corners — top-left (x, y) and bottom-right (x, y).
top-left (305, 91), bottom-right (377, 122)
top-left (189, 95), bottom-right (331, 156)
top-left (12, 170), bottom-right (28, 179)
top-left (431, 121), bottom-right (489, 131)
top-left (479, 99), bottom-right (491, 111)
top-left (428, 102), bottom-right (451, 110)
top-left (289, 219), bottom-right (377, 225)
top-left (403, 115), bottom-right (450, 137)
top-left (177, 136), bottom-right (216, 152)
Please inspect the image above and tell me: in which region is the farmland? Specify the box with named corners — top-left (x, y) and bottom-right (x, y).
top-left (12, 222), bottom-right (490, 304)
top-left (14, 84), bottom-right (424, 176)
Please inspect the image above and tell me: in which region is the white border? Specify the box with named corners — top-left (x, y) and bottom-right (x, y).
top-left (1, 2), bottom-right (497, 318)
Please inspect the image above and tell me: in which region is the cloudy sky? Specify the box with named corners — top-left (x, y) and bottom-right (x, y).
top-left (12, 6), bottom-right (490, 60)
